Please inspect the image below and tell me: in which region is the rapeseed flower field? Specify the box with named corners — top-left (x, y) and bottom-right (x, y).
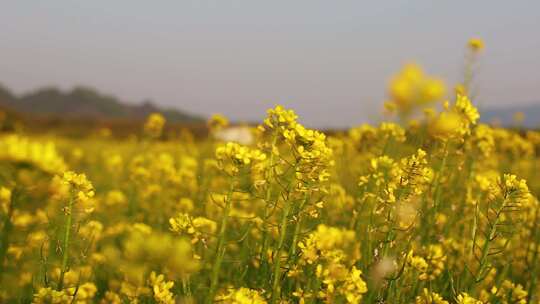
top-left (1, 40), bottom-right (539, 304)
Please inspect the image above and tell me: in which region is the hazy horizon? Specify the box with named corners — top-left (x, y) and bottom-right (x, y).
top-left (2, 1), bottom-right (540, 128)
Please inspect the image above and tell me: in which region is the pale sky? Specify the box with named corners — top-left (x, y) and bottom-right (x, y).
top-left (1, 1), bottom-right (540, 128)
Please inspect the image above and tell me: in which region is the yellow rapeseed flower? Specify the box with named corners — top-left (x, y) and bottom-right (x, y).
top-left (468, 38), bottom-right (485, 52)
top-left (144, 112), bottom-right (166, 138)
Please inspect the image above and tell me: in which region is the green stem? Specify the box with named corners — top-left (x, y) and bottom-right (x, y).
top-left (0, 190), bottom-right (14, 284)
top-left (288, 193), bottom-right (308, 260)
top-left (423, 143), bottom-right (449, 242)
top-left (464, 51), bottom-right (474, 93)
top-left (469, 203), bottom-right (480, 263)
top-left (182, 277), bottom-right (192, 298)
top-left (58, 191), bottom-right (74, 290)
top-left (364, 197), bottom-right (375, 271)
top-left (473, 205), bottom-right (503, 287)
top-left (270, 202), bottom-right (291, 304)
top-left (288, 216), bottom-right (301, 260)
top-left (527, 206), bottom-right (540, 303)
top-left (207, 181), bottom-right (235, 303)
top-left (260, 132), bottom-right (278, 278)
top-left (433, 145), bottom-right (449, 212)
top-left (381, 208), bottom-right (396, 258)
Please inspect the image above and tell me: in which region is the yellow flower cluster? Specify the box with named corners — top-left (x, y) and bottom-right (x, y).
top-left (455, 94), bottom-right (480, 125)
top-left (262, 105), bottom-right (298, 131)
top-left (386, 63), bottom-right (446, 116)
top-left (33, 283), bottom-right (97, 304)
top-left (429, 94), bottom-right (480, 141)
top-left (488, 174), bottom-right (531, 207)
top-left (399, 149), bottom-right (433, 196)
top-left (407, 244), bottom-right (446, 281)
top-left (262, 105), bottom-right (333, 186)
top-left (298, 224), bottom-right (357, 265)
top-left (216, 287), bottom-right (267, 304)
top-left (314, 265), bottom-right (368, 303)
top-left (208, 113), bottom-right (230, 132)
top-left (478, 279), bottom-right (528, 304)
top-left (149, 272), bottom-right (175, 304)
top-left (293, 225), bottom-right (366, 303)
top-left (358, 155), bottom-right (400, 203)
top-left (469, 124), bottom-right (496, 157)
top-left (415, 288), bottom-right (448, 304)
top-left (0, 134), bottom-right (67, 174)
top-left (143, 112), bottom-right (166, 138)
top-left (33, 287), bottom-right (71, 304)
top-left (379, 122), bottom-right (407, 143)
top-left (104, 228), bottom-right (200, 284)
top-left (169, 212), bottom-right (217, 244)
top-left (61, 171), bottom-right (95, 207)
top-left (468, 38), bottom-right (485, 52)
top-left (457, 292), bottom-right (483, 304)
top-left (348, 122), bottom-right (406, 155)
top-left (359, 149), bottom-right (432, 205)
top-left (0, 186), bottom-right (11, 214)
top-left (341, 266), bottom-right (368, 303)
top-left (215, 142), bottom-right (266, 175)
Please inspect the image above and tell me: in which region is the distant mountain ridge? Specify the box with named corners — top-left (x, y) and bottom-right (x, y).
top-left (2, 82), bottom-right (538, 129)
top-left (0, 83), bottom-right (203, 123)
top-left (480, 103), bottom-right (540, 128)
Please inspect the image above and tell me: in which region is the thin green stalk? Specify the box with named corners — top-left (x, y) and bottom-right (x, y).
top-left (464, 51), bottom-right (474, 93)
top-left (286, 208), bottom-right (303, 294)
top-left (365, 199), bottom-right (375, 270)
top-left (433, 145), bottom-right (449, 212)
top-left (381, 208), bottom-right (396, 258)
top-left (207, 181), bottom-right (235, 303)
top-left (423, 143), bottom-right (449, 242)
top-left (260, 132), bottom-right (278, 276)
top-left (288, 193), bottom-right (308, 260)
top-left (182, 277), bottom-right (192, 298)
top-left (0, 189), bottom-right (15, 284)
top-left (456, 156), bottom-right (476, 240)
top-left (270, 202), bottom-right (291, 304)
top-left (357, 184), bottom-right (376, 270)
top-left (527, 205), bottom-right (540, 303)
top-left (469, 203), bottom-right (480, 264)
top-left (472, 205), bottom-right (504, 287)
top-left (58, 191), bottom-right (75, 291)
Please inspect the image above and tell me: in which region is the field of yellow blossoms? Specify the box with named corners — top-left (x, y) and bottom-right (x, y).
top-left (1, 40), bottom-right (539, 304)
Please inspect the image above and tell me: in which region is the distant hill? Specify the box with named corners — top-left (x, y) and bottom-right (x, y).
top-left (480, 103), bottom-right (540, 129)
top-left (0, 83), bottom-right (203, 123)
